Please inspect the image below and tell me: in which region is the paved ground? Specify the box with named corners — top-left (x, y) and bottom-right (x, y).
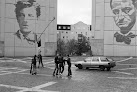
top-left (0, 56), bottom-right (136, 92)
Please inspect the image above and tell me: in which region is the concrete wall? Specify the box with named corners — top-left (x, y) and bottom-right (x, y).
top-left (0, 0), bottom-right (57, 57)
top-left (92, 0), bottom-right (137, 56)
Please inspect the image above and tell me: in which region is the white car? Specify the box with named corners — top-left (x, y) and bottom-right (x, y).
top-left (74, 57), bottom-right (116, 71)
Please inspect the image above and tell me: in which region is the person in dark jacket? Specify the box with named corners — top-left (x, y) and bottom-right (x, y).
top-left (38, 51), bottom-right (44, 68)
top-left (30, 55), bottom-right (37, 75)
top-left (66, 55), bottom-right (72, 76)
top-left (58, 54), bottom-right (65, 75)
top-left (53, 54), bottom-right (59, 76)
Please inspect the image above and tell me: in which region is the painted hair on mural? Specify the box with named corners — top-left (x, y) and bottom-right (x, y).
top-left (110, 0), bottom-right (137, 9)
top-left (15, 0), bottom-right (41, 19)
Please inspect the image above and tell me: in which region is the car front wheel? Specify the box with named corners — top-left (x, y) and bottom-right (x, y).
top-left (78, 64), bottom-right (83, 69)
top-left (100, 66), bottom-right (105, 71)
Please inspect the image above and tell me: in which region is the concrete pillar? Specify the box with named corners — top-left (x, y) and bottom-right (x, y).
top-left (0, 0), bottom-right (5, 41)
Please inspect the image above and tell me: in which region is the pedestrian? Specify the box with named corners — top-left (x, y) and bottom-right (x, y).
top-left (38, 51), bottom-right (44, 68)
top-left (66, 55), bottom-right (72, 76)
top-left (58, 54), bottom-right (65, 75)
top-left (53, 54), bottom-right (59, 76)
top-left (30, 55), bottom-right (37, 75)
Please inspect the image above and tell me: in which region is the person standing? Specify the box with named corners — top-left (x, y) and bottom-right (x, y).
top-left (66, 55), bottom-right (72, 76)
top-left (53, 54), bottom-right (59, 76)
top-left (30, 55), bottom-right (37, 75)
top-left (58, 54), bottom-right (65, 75)
top-left (38, 51), bottom-right (44, 68)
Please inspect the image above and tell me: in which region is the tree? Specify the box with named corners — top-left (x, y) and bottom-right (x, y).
top-left (66, 39), bottom-right (78, 55)
top-left (76, 35), bottom-right (91, 56)
top-left (57, 38), bottom-right (66, 56)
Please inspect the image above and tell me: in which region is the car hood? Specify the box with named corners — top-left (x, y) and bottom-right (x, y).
top-left (74, 61), bottom-right (84, 64)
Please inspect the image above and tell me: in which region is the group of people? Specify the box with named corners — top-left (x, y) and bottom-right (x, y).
top-left (53, 54), bottom-right (72, 77)
top-left (30, 51), bottom-right (44, 75)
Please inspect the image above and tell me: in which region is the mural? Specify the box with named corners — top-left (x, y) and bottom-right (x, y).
top-left (110, 0), bottom-right (137, 45)
top-left (0, 0), bottom-right (57, 57)
top-left (14, 0), bottom-right (41, 45)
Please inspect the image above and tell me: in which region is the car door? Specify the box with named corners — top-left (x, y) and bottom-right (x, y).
top-left (82, 58), bottom-right (91, 67)
top-left (91, 57), bottom-right (100, 67)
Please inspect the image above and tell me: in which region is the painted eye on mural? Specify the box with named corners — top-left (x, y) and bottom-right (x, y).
top-left (122, 7), bottom-right (131, 14)
top-left (20, 13), bottom-right (25, 17)
top-left (113, 9), bottom-right (119, 15)
top-left (28, 14), bottom-right (34, 17)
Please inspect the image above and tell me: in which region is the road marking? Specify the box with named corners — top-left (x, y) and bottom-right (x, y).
top-left (0, 81), bottom-right (58, 92)
top-left (117, 64), bottom-right (137, 66)
top-left (0, 67), bottom-right (29, 76)
top-left (0, 84), bottom-right (27, 90)
top-left (112, 71), bottom-right (134, 75)
top-left (44, 60), bottom-right (54, 64)
top-left (0, 69), bottom-right (27, 75)
top-left (32, 82), bottom-right (56, 89)
top-left (108, 77), bottom-right (137, 80)
top-left (117, 67), bottom-right (137, 70)
top-left (117, 57), bottom-right (133, 63)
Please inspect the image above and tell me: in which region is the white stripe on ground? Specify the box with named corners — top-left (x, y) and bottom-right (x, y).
top-left (32, 82), bottom-right (57, 89)
top-left (112, 71), bottom-right (134, 75)
top-left (108, 77), bottom-right (137, 79)
top-left (0, 82), bottom-right (59, 92)
top-left (44, 61), bottom-right (54, 64)
top-left (16, 82), bottom-right (58, 92)
top-left (117, 57), bottom-right (133, 63)
top-left (117, 68), bottom-right (137, 70)
top-left (0, 84), bottom-right (27, 90)
top-left (0, 69), bottom-right (28, 75)
top-left (117, 64), bottom-right (137, 66)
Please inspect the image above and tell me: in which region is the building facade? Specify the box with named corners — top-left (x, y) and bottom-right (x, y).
top-left (57, 24), bottom-right (71, 42)
top-left (71, 21), bottom-right (91, 41)
top-left (57, 21), bottom-right (92, 42)
top-left (0, 0), bottom-right (57, 57)
top-left (92, 0), bottom-right (137, 56)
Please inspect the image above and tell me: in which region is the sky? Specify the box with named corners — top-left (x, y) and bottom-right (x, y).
top-left (57, 0), bottom-right (92, 25)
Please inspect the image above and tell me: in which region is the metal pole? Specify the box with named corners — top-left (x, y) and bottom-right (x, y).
top-left (38, 17), bottom-right (55, 40)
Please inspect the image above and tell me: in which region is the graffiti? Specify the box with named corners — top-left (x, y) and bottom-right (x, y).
top-left (110, 0), bottom-right (137, 45)
top-left (14, 0), bottom-right (41, 45)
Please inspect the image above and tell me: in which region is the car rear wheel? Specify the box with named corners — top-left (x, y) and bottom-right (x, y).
top-left (99, 66), bottom-right (105, 71)
top-left (78, 64), bottom-right (83, 69)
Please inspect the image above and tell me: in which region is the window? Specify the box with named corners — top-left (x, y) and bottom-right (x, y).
top-left (63, 26), bottom-right (66, 29)
top-left (68, 27), bottom-right (70, 29)
top-left (58, 26), bottom-right (61, 29)
top-left (88, 37), bottom-right (89, 40)
top-left (92, 57), bottom-right (99, 62)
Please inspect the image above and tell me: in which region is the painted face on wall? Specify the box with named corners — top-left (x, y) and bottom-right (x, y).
top-left (17, 6), bottom-right (37, 33)
top-left (111, 0), bottom-right (136, 34)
